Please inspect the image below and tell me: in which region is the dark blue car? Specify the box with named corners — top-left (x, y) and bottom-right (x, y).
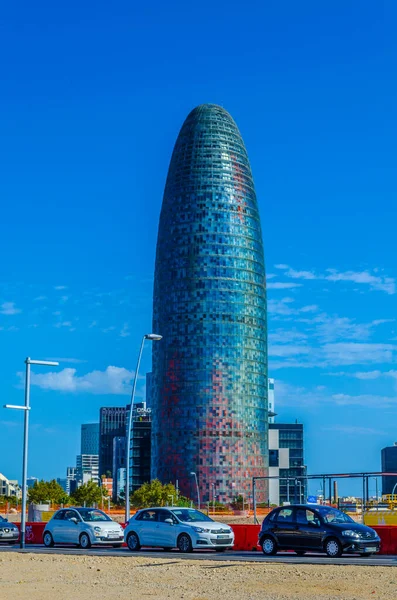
top-left (259, 504), bottom-right (380, 557)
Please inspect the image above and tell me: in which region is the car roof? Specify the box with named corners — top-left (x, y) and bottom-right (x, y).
top-left (273, 504), bottom-right (325, 510)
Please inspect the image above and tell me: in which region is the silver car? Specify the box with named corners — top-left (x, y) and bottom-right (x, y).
top-left (43, 507), bottom-right (124, 549)
top-left (124, 507), bottom-right (234, 552)
top-left (0, 516), bottom-right (19, 544)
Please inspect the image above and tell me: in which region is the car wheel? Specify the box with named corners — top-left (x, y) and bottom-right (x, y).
top-left (43, 532), bottom-right (54, 548)
top-left (261, 536), bottom-right (277, 556)
top-left (177, 533), bottom-right (193, 553)
top-left (126, 532), bottom-right (141, 551)
top-left (360, 552), bottom-right (373, 557)
top-left (112, 544), bottom-right (122, 548)
top-left (295, 551), bottom-right (306, 556)
top-left (325, 538), bottom-right (342, 558)
top-left (79, 533), bottom-right (92, 549)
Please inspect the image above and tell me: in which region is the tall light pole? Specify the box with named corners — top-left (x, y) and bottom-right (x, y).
top-left (124, 334), bottom-right (162, 523)
top-left (4, 357), bottom-right (59, 548)
top-left (190, 472), bottom-right (200, 510)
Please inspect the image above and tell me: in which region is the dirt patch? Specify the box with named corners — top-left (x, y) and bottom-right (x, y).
top-left (0, 552), bottom-right (395, 600)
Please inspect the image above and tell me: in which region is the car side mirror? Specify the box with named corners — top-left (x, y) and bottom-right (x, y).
top-left (164, 518), bottom-right (173, 525)
top-left (70, 517), bottom-right (79, 524)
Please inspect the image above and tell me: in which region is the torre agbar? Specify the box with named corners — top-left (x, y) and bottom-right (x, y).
top-left (152, 104), bottom-right (268, 503)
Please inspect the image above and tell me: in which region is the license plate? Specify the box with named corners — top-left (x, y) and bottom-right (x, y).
top-left (217, 535), bottom-right (228, 539)
top-left (108, 534), bottom-right (120, 539)
top-left (364, 547), bottom-right (377, 552)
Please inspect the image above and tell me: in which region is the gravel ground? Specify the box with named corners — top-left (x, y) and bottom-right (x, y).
top-left (0, 552), bottom-right (395, 600)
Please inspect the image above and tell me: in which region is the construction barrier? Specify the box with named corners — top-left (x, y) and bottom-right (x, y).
top-left (15, 522), bottom-right (46, 544)
top-left (10, 523), bottom-right (397, 555)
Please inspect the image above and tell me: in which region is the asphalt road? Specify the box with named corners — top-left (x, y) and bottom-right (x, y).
top-left (0, 544), bottom-right (396, 566)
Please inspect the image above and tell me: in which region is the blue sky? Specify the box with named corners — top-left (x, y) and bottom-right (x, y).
top-left (0, 1), bottom-right (396, 496)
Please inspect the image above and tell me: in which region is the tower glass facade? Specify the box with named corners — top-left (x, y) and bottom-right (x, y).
top-left (152, 104), bottom-right (268, 503)
top-left (99, 407), bottom-right (127, 479)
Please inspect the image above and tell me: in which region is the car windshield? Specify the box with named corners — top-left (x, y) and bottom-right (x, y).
top-left (317, 507), bottom-right (354, 524)
top-left (77, 509), bottom-right (111, 522)
top-left (0, 516), bottom-right (6, 522)
top-left (171, 509), bottom-right (213, 523)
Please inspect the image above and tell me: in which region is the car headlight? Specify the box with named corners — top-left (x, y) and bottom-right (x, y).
top-left (94, 527), bottom-right (102, 533)
top-left (341, 530), bottom-right (360, 538)
top-left (192, 526), bottom-right (210, 533)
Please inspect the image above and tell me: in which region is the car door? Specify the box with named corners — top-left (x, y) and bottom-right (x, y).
top-left (50, 510), bottom-right (67, 542)
top-left (62, 509), bottom-right (81, 544)
top-left (295, 508), bottom-right (323, 549)
top-left (134, 510), bottom-right (158, 546)
top-left (155, 510), bottom-right (177, 547)
top-left (272, 507), bottom-right (297, 548)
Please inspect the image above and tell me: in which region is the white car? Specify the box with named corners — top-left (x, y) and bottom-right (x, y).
top-left (124, 507), bottom-right (234, 552)
top-left (43, 507), bottom-right (124, 549)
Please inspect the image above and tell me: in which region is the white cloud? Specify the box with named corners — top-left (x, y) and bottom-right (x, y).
top-left (47, 358), bottom-right (87, 365)
top-left (267, 282), bottom-right (303, 289)
top-left (23, 365), bottom-right (137, 395)
top-left (54, 321), bottom-right (72, 328)
top-left (332, 393), bottom-right (396, 408)
top-left (269, 329), bottom-right (308, 344)
top-left (33, 296), bottom-right (47, 301)
top-left (120, 323), bottom-right (130, 338)
top-left (328, 369), bottom-right (397, 380)
top-left (274, 265), bottom-right (316, 280)
top-left (323, 425), bottom-right (386, 435)
top-left (273, 264), bottom-right (396, 294)
top-left (323, 342), bottom-right (397, 366)
top-left (275, 380), bottom-right (396, 409)
top-left (269, 344), bottom-right (311, 357)
top-left (54, 285), bottom-right (68, 290)
top-left (0, 302), bottom-right (21, 315)
top-left (325, 269), bottom-right (395, 295)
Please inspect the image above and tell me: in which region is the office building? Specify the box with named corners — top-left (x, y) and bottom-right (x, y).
top-left (268, 423), bottom-right (306, 506)
top-left (146, 372), bottom-right (153, 409)
top-left (152, 104), bottom-right (268, 502)
top-left (0, 473), bottom-right (21, 498)
top-left (116, 468), bottom-right (126, 501)
top-left (66, 466), bottom-right (77, 495)
top-left (99, 406), bottom-right (127, 479)
top-left (76, 454), bottom-right (99, 485)
top-left (56, 478), bottom-right (68, 493)
top-left (112, 436), bottom-right (126, 501)
top-left (268, 378), bottom-right (276, 423)
top-left (381, 443), bottom-right (397, 495)
top-left (81, 423), bottom-right (99, 455)
top-left (27, 477), bottom-right (39, 489)
top-left (129, 402), bottom-right (152, 493)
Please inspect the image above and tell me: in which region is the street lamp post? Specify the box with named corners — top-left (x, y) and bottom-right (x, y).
top-left (190, 472), bottom-right (200, 510)
top-left (4, 357), bottom-right (59, 548)
top-left (124, 334), bottom-right (162, 523)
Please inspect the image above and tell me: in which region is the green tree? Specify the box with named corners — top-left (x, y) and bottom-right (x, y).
top-left (70, 481), bottom-right (105, 506)
top-left (28, 479), bottom-right (66, 504)
top-left (130, 479), bottom-right (184, 508)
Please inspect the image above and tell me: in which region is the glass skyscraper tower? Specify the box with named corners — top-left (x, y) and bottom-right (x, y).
top-left (152, 104), bottom-right (268, 502)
